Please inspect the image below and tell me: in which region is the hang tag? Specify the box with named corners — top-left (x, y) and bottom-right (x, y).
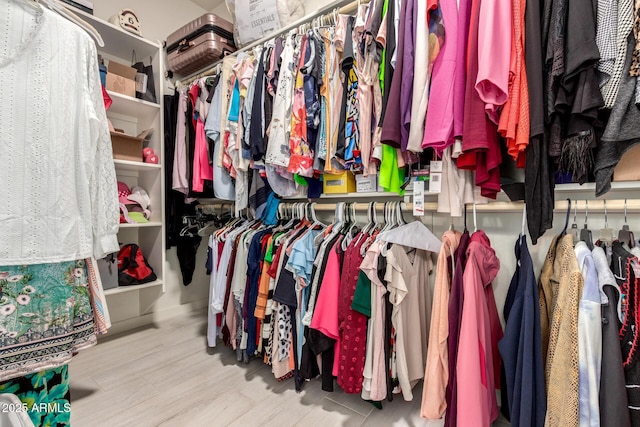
top-left (429, 173), bottom-right (442, 193)
top-left (135, 72), bottom-right (148, 94)
top-left (599, 227), bottom-right (614, 245)
top-left (413, 180), bottom-right (425, 216)
top-left (430, 160), bottom-right (443, 173)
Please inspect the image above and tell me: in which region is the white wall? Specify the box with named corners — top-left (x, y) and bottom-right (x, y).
top-left (92, 0), bottom-right (208, 44)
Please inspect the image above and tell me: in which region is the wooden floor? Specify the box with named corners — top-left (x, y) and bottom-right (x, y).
top-left (69, 311), bottom-right (511, 427)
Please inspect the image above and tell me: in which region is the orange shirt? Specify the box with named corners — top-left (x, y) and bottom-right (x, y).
top-left (498, 0), bottom-right (530, 167)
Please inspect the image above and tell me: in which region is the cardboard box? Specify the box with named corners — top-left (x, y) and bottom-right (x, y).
top-left (614, 144), bottom-right (640, 181)
top-left (106, 60), bottom-right (136, 97)
top-left (323, 171), bottom-right (356, 194)
top-left (110, 131), bottom-right (143, 162)
top-left (356, 174), bottom-right (378, 193)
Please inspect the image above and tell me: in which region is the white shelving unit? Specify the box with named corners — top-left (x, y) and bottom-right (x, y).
top-left (67, 6), bottom-right (167, 323)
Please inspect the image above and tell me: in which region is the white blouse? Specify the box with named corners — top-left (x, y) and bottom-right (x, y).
top-left (0, 4), bottom-right (119, 265)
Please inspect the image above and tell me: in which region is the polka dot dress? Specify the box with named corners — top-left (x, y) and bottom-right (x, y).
top-left (337, 233), bottom-right (369, 394)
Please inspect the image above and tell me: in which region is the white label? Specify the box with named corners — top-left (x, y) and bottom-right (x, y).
top-left (429, 173), bottom-right (442, 193)
top-left (430, 160), bottom-right (443, 173)
top-left (413, 180), bottom-right (424, 216)
top-left (356, 175), bottom-right (377, 192)
top-left (135, 72), bottom-right (148, 94)
top-left (235, 0), bottom-right (282, 46)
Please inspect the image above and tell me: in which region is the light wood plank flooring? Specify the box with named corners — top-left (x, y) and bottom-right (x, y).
top-left (69, 311), bottom-right (511, 426)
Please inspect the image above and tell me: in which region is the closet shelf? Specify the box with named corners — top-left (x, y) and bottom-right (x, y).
top-left (107, 91), bottom-right (161, 123)
top-left (118, 222), bottom-right (162, 229)
top-left (104, 279), bottom-right (163, 296)
top-left (114, 159), bottom-right (162, 172)
top-left (61, 6), bottom-right (161, 58)
top-left (554, 181), bottom-right (640, 199)
top-left (315, 192), bottom-right (404, 200)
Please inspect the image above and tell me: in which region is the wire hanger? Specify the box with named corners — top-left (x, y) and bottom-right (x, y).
top-left (618, 199), bottom-right (636, 248)
top-left (580, 200), bottom-right (594, 250)
top-left (41, 0), bottom-right (105, 46)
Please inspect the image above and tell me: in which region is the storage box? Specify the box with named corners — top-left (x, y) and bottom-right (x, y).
top-left (356, 174), bottom-right (378, 193)
top-left (110, 131), bottom-right (143, 162)
top-left (323, 171), bottom-right (356, 194)
top-left (106, 60), bottom-right (137, 97)
top-left (613, 144), bottom-right (640, 181)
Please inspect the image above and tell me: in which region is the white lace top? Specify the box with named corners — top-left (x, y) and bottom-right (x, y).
top-left (0, 3), bottom-right (119, 265)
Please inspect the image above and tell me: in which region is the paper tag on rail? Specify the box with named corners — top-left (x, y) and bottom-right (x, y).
top-left (430, 160), bottom-right (443, 173)
top-left (429, 173), bottom-right (442, 193)
top-left (413, 180), bottom-right (425, 216)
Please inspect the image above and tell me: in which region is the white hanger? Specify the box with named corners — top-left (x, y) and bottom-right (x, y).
top-left (396, 202), bottom-right (406, 225)
top-left (521, 204), bottom-right (527, 238)
top-left (473, 203), bottom-right (478, 233)
top-left (18, 0), bottom-right (42, 12)
top-left (43, 0), bottom-right (105, 46)
top-left (377, 220), bottom-right (442, 252)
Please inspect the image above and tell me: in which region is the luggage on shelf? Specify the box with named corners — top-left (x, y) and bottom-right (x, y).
top-left (166, 13), bottom-right (236, 76)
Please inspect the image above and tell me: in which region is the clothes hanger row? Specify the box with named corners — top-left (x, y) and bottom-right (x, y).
top-left (560, 198), bottom-right (637, 249)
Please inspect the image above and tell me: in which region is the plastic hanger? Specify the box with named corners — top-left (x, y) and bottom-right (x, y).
top-left (43, 0), bottom-right (105, 46)
top-left (179, 218), bottom-right (198, 237)
top-left (618, 199), bottom-right (636, 248)
top-left (521, 204), bottom-right (527, 238)
top-left (18, 0), bottom-right (42, 12)
top-left (395, 202), bottom-right (407, 226)
top-left (463, 204), bottom-right (469, 233)
top-left (380, 203), bottom-right (390, 233)
top-left (377, 216), bottom-right (442, 252)
top-left (569, 199), bottom-right (579, 242)
top-left (472, 203), bottom-right (478, 233)
top-left (580, 200), bottom-right (594, 250)
top-left (560, 198), bottom-right (572, 237)
top-left (342, 203), bottom-right (360, 250)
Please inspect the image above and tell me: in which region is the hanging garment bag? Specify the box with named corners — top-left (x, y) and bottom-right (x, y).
top-left (165, 13), bottom-right (236, 76)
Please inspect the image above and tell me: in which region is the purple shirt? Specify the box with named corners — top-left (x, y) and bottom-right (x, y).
top-left (399, 0), bottom-right (417, 152)
top-left (380, 0), bottom-right (409, 149)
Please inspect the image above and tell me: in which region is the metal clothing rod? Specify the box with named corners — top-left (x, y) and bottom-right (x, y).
top-left (279, 202), bottom-right (410, 212)
top-left (174, 0), bottom-right (367, 86)
top-left (280, 199), bottom-right (640, 214)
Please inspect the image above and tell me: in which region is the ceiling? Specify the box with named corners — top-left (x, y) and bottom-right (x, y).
top-left (190, 0), bottom-right (226, 11)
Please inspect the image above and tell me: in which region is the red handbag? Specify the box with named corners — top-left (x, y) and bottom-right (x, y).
top-left (117, 244), bottom-right (157, 285)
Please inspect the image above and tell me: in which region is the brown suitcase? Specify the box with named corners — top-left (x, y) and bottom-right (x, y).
top-left (166, 13), bottom-right (236, 76)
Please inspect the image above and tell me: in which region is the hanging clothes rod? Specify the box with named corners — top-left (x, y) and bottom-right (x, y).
top-left (174, 0), bottom-right (369, 87)
top-left (278, 199), bottom-right (640, 214)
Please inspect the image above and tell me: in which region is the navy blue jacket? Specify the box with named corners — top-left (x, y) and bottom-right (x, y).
top-left (498, 236), bottom-right (546, 427)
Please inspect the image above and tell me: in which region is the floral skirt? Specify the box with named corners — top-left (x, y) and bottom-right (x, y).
top-left (0, 260), bottom-right (96, 382)
top-left (0, 364), bottom-right (70, 426)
